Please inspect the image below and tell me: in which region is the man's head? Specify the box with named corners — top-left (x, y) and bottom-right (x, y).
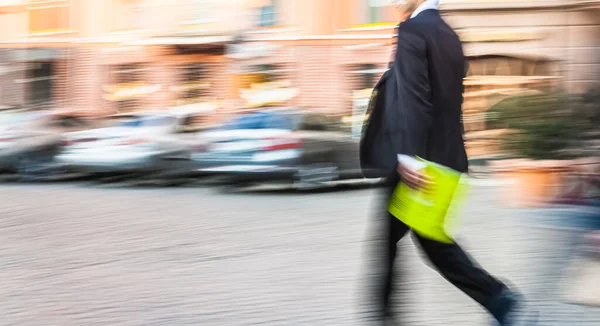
top-left (392, 0), bottom-right (426, 14)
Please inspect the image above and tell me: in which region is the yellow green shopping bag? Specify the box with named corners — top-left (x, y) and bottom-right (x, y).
top-left (387, 155), bottom-right (470, 243)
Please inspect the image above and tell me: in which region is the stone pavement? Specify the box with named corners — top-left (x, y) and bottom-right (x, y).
top-left (0, 182), bottom-right (598, 325)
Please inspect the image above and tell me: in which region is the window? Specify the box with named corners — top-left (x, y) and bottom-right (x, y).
top-left (256, 64), bottom-right (278, 83)
top-left (258, 0), bottom-right (276, 27)
top-left (348, 64), bottom-right (381, 91)
top-left (116, 115), bottom-right (175, 127)
top-left (27, 0), bottom-right (70, 34)
top-left (114, 64), bottom-right (145, 84)
top-left (111, 64), bottom-right (146, 112)
top-left (235, 64), bottom-right (289, 91)
top-left (27, 62), bottom-right (54, 106)
top-left (176, 63), bottom-right (211, 105)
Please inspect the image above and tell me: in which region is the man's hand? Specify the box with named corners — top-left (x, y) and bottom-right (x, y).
top-left (397, 163), bottom-right (432, 191)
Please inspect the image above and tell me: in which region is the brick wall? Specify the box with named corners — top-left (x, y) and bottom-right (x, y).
top-left (292, 44), bottom-right (390, 115)
top-left (52, 48), bottom-right (105, 115)
top-left (0, 50), bottom-right (26, 107)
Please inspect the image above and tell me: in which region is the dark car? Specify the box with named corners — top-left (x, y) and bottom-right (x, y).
top-left (0, 109), bottom-right (64, 179)
top-left (192, 109), bottom-right (363, 189)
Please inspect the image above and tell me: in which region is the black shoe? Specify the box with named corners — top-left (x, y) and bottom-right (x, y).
top-left (494, 291), bottom-right (539, 326)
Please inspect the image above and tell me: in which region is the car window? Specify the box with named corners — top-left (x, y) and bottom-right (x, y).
top-left (139, 116), bottom-right (175, 127)
top-left (117, 118), bottom-right (142, 127)
top-left (178, 114), bottom-right (210, 133)
top-left (115, 116), bottom-right (175, 128)
top-left (0, 112), bottom-right (44, 128)
top-left (223, 112), bottom-right (296, 130)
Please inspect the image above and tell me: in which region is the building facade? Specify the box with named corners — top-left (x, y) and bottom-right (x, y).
top-left (0, 0), bottom-right (253, 115)
top-left (228, 0), bottom-right (600, 157)
top-left (0, 0), bottom-right (598, 148)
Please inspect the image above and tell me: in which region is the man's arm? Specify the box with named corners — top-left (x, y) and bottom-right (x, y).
top-left (393, 28), bottom-right (434, 189)
top-left (394, 29), bottom-right (433, 158)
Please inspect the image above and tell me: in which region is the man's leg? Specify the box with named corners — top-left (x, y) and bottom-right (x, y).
top-left (365, 180), bottom-right (410, 323)
top-left (381, 213), bottom-right (410, 314)
top-left (413, 234), bottom-right (514, 323)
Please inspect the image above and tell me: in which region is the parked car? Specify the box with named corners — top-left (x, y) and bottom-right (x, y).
top-left (0, 109), bottom-right (65, 179)
top-left (192, 108), bottom-right (363, 188)
top-left (55, 111), bottom-right (195, 178)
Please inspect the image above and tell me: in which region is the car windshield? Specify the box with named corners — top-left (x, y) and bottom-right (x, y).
top-left (116, 116), bottom-right (175, 128)
top-left (222, 111), bottom-right (295, 130)
top-left (0, 112), bottom-right (43, 128)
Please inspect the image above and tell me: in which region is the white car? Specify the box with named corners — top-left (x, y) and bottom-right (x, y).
top-left (55, 111), bottom-right (191, 176)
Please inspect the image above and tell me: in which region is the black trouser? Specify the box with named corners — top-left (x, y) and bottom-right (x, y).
top-left (374, 179), bottom-right (512, 323)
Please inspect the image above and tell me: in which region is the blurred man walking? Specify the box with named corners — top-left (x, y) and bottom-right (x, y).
top-left (368, 1), bottom-right (539, 325)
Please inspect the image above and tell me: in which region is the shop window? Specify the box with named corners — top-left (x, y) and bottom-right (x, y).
top-left (109, 63), bottom-right (147, 112)
top-left (348, 64), bottom-right (381, 91)
top-left (240, 64), bottom-right (287, 87)
top-left (28, 0), bottom-right (70, 34)
top-left (176, 63), bottom-right (211, 105)
top-left (116, 99), bottom-right (138, 112)
top-left (256, 64), bottom-right (278, 82)
top-left (114, 64), bottom-right (146, 84)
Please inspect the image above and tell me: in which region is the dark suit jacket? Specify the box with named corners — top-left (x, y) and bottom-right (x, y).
top-left (392, 9), bottom-right (468, 173)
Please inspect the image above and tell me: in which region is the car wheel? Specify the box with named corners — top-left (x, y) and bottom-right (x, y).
top-left (163, 178), bottom-right (191, 187)
top-left (16, 155), bottom-right (40, 181)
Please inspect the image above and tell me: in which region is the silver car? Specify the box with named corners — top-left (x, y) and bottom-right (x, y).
top-left (192, 109), bottom-right (363, 189)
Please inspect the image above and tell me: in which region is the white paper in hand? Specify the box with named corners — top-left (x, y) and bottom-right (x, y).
top-left (397, 154), bottom-right (427, 172)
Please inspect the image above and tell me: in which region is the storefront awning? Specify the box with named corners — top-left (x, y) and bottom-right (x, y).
top-left (9, 48), bottom-right (65, 62)
top-left (125, 36), bottom-right (233, 46)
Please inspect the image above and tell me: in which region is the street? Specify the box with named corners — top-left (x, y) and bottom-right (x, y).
top-left (0, 182), bottom-right (598, 325)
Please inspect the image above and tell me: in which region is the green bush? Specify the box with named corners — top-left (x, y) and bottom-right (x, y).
top-left (486, 92), bottom-right (590, 160)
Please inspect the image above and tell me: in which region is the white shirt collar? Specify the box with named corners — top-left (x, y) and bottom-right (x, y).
top-left (410, 0), bottom-right (439, 19)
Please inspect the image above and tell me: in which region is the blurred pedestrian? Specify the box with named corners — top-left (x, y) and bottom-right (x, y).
top-left (368, 1), bottom-right (539, 325)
